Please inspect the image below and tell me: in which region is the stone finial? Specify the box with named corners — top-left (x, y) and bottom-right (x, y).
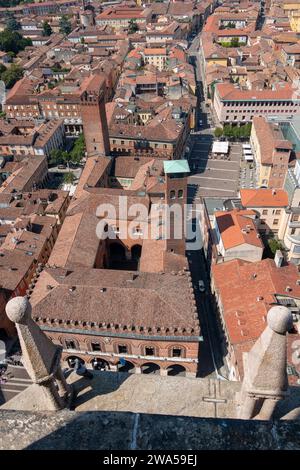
top-left (6, 296), bottom-right (31, 324)
top-left (238, 306), bottom-right (292, 420)
top-left (267, 306), bottom-right (293, 334)
top-left (5, 296), bottom-right (73, 411)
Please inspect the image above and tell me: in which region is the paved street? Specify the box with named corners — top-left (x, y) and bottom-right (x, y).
top-left (186, 244), bottom-right (228, 379)
top-left (0, 365), bottom-right (31, 406)
top-left (184, 36), bottom-right (230, 379)
top-left (189, 141), bottom-right (242, 198)
top-left (239, 160), bottom-right (257, 189)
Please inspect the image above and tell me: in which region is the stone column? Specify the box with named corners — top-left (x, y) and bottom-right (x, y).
top-left (255, 398), bottom-right (278, 421)
top-left (55, 367), bottom-right (72, 400)
top-left (135, 366), bottom-right (142, 374)
top-left (239, 395), bottom-right (258, 420)
top-left (160, 368), bottom-right (168, 377)
top-left (41, 379), bottom-right (64, 411)
top-left (238, 306), bottom-right (292, 420)
top-left (5, 296), bottom-right (73, 411)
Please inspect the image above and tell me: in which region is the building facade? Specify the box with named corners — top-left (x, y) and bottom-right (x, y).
top-left (213, 83), bottom-right (300, 124)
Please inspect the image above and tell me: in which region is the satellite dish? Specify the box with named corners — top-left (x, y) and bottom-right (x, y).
top-left (0, 80), bottom-right (6, 107)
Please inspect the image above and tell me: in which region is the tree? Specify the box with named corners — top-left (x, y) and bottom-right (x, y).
top-left (0, 0), bottom-right (30, 6)
top-left (6, 51), bottom-right (15, 61)
top-left (6, 13), bottom-right (21, 31)
top-left (267, 238), bottom-right (285, 258)
top-left (70, 133), bottom-right (85, 164)
top-left (223, 124), bottom-right (234, 139)
top-left (63, 172), bottom-right (76, 185)
top-left (0, 29), bottom-right (32, 55)
top-left (214, 127), bottom-right (223, 138)
top-left (59, 15), bottom-right (72, 36)
top-left (49, 149), bottom-right (65, 166)
top-left (1, 64), bottom-right (23, 88)
top-left (62, 151), bottom-right (73, 169)
top-left (128, 19), bottom-right (139, 34)
top-left (49, 148), bottom-right (73, 169)
top-left (230, 37), bottom-right (240, 47)
top-left (42, 21), bottom-right (53, 37)
top-left (0, 63), bottom-right (6, 75)
top-left (6, 14), bottom-right (20, 32)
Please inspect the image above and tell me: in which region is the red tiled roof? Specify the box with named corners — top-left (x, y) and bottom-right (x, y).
top-left (212, 258), bottom-right (300, 379)
top-left (215, 209), bottom-right (263, 250)
top-left (240, 189), bottom-right (288, 208)
top-left (216, 82), bottom-right (295, 101)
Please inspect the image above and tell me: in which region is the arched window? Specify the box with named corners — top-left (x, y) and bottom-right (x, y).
top-left (91, 342), bottom-right (102, 352)
top-left (170, 190), bottom-right (176, 199)
top-left (145, 346), bottom-right (155, 356)
top-left (65, 339), bottom-right (78, 350)
top-left (118, 344), bottom-right (128, 354)
top-left (178, 189), bottom-right (183, 199)
top-left (169, 346), bottom-right (186, 358)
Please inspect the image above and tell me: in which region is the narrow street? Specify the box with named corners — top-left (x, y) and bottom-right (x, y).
top-left (185, 35), bottom-right (228, 379)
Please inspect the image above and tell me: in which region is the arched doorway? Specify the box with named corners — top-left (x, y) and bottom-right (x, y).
top-left (118, 360), bottom-right (135, 373)
top-left (108, 242), bottom-right (127, 269)
top-left (130, 244), bottom-right (142, 270)
top-left (66, 356), bottom-right (84, 368)
top-left (91, 358), bottom-right (110, 371)
top-left (141, 362), bottom-right (160, 375)
top-left (166, 364), bottom-right (186, 377)
top-left (109, 242), bottom-right (126, 261)
top-left (131, 244), bottom-right (142, 261)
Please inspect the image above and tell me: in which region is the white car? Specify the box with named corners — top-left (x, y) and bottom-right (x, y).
top-left (199, 280), bottom-right (206, 292)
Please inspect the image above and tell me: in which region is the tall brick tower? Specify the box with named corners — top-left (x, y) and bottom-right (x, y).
top-left (163, 160), bottom-right (190, 256)
top-left (80, 76), bottom-right (110, 157)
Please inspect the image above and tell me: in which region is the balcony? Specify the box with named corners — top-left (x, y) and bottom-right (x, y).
top-left (287, 232), bottom-right (300, 246)
top-left (288, 221), bottom-right (300, 228)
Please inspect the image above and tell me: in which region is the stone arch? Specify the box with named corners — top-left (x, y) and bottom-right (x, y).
top-left (113, 341), bottom-right (132, 355)
top-left (66, 355), bottom-right (84, 368)
top-left (118, 360), bottom-right (135, 373)
top-left (131, 244), bottom-right (142, 261)
top-left (90, 357), bottom-right (110, 371)
top-left (143, 344), bottom-right (158, 357)
top-left (168, 345), bottom-right (186, 359)
top-left (103, 254), bottom-right (108, 269)
top-left (166, 364), bottom-right (186, 377)
top-left (141, 362), bottom-right (160, 375)
top-left (64, 337), bottom-right (79, 350)
top-left (109, 242), bottom-right (126, 261)
top-left (83, 337), bottom-right (105, 353)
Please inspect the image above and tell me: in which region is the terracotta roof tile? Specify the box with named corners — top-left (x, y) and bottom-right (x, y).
top-left (215, 209), bottom-right (263, 250)
top-left (240, 189), bottom-right (288, 207)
